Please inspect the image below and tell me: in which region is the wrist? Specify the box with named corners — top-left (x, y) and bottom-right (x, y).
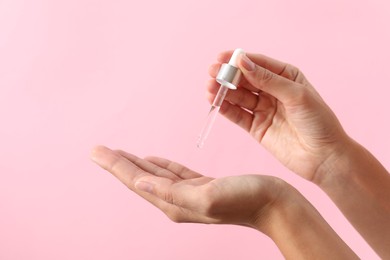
top-left (309, 136), bottom-right (390, 259)
top-left (246, 176), bottom-right (287, 231)
top-left (311, 134), bottom-right (359, 187)
top-left (250, 179), bottom-right (303, 234)
top-left (252, 181), bottom-right (358, 259)
top-left (252, 182), bottom-right (307, 234)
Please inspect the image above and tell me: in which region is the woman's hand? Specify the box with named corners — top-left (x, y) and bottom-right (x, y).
top-left (90, 146), bottom-right (283, 227)
top-left (207, 51), bottom-right (350, 182)
top-left (91, 145), bottom-right (358, 259)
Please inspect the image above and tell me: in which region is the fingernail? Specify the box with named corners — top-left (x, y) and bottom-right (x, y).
top-left (90, 145), bottom-right (110, 163)
top-left (135, 181), bottom-right (154, 194)
top-left (90, 146), bottom-right (116, 170)
top-left (240, 54), bottom-right (256, 71)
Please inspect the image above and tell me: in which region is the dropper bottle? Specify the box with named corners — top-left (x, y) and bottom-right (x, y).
top-left (197, 48), bottom-right (245, 148)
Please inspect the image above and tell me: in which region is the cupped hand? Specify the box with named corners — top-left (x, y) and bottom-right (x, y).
top-left (91, 146), bottom-right (284, 227)
top-left (207, 51), bottom-right (350, 182)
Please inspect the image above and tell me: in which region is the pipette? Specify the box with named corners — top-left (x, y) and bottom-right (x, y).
top-left (197, 48), bottom-right (245, 148)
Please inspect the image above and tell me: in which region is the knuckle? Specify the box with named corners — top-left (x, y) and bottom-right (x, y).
top-left (162, 191), bottom-right (174, 205)
top-left (285, 64), bottom-right (299, 78)
top-left (293, 86), bottom-right (313, 105)
top-left (279, 63), bottom-right (304, 82)
top-left (286, 64), bottom-right (305, 82)
top-left (297, 86), bottom-right (310, 100)
top-left (154, 167), bottom-right (169, 178)
top-left (261, 68), bottom-right (274, 82)
top-left (107, 154), bottom-right (122, 173)
top-left (254, 68), bottom-right (274, 89)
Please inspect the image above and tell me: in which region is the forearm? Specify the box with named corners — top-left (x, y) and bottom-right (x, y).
top-left (254, 186), bottom-right (358, 259)
top-left (315, 137), bottom-right (390, 258)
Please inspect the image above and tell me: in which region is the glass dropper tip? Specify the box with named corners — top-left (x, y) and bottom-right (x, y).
top-left (197, 85), bottom-right (228, 148)
top-left (196, 48), bottom-right (244, 148)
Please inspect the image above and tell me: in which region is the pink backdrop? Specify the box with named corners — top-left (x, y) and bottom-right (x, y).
top-left (1, 0), bottom-right (389, 259)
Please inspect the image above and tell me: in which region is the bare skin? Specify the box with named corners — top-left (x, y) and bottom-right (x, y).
top-left (208, 51), bottom-right (390, 258)
top-left (91, 50), bottom-right (389, 258)
top-left (91, 146), bottom-right (357, 259)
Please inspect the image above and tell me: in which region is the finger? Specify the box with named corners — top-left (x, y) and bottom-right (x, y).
top-left (135, 175), bottom-right (205, 210)
top-left (136, 176), bottom-right (184, 207)
top-left (207, 92), bottom-right (274, 137)
top-left (208, 63), bottom-right (221, 78)
top-left (91, 146), bottom-right (171, 206)
top-left (135, 178), bottom-right (215, 223)
top-left (216, 50), bottom-right (233, 63)
top-left (144, 156), bottom-right (202, 179)
top-left (208, 64), bottom-right (259, 94)
top-left (204, 95), bottom-right (254, 132)
top-left (91, 146), bottom-right (152, 188)
top-left (92, 146), bottom-right (196, 219)
top-left (217, 50), bottom-right (301, 81)
top-left (237, 54), bottom-right (304, 105)
top-left (206, 79), bottom-right (259, 111)
top-left (116, 150), bottom-right (182, 181)
top-left (91, 146), bottom-right (216, 224)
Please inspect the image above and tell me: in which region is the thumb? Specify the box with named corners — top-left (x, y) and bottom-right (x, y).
top-left (135, 176), bottom-right (198, 208)
top-left (238, 54), bottom-right (302, 104)
top-left (135, 176), bottom-right (176, 204)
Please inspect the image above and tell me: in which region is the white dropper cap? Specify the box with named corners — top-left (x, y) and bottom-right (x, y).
top-left (216, 48), bottom-right (244, 89)
top-left (228, 48), bottom-right (245, 67)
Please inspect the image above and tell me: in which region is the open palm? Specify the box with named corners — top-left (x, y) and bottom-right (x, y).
top-left (91, 146), bottom-right (282, 226)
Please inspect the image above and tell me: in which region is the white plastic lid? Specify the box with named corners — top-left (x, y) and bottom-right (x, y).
top-left (228, 48), bottom-right (245, 67)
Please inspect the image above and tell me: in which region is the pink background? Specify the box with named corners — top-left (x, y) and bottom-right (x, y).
top-left (1, 0), bottom-right (389, 259)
